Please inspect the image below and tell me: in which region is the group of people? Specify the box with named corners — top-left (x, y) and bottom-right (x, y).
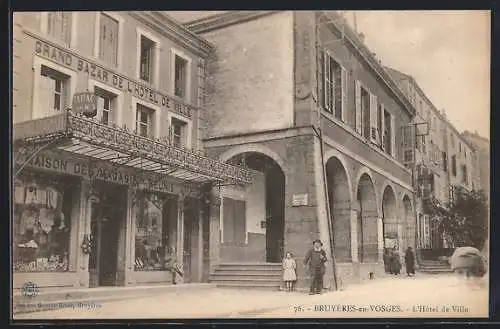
top-left (383, 246), bottom-right (416, 276)
top-left (283, 240), bottom-right (417, 295)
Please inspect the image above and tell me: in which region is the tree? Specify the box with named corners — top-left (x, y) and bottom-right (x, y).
top-left (425, 186), bottom-right (488, 250)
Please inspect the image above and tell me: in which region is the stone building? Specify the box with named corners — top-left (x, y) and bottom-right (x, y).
top-left (461, 130), bottom-right (489, 200)
top-left (387, 67), bottom-right (481, 256)
top-left (183, 11), bottom-right (418, 289)
top-left (12, 11), bottom-right (253, 291)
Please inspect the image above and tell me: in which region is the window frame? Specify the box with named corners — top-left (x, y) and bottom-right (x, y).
top-left (323, 50), bottom-right (347, 121)
top-left (168, 111), bottom-right (192, 149)
top-left (136, 27), bottom-right (161, 87)
top-left (93, 12), bottom-right (124, 69)
top-left (171, 48), bottom-right (192, 103)
top-left (88, 79), bottom-right (123, 126)
top-left (40, 12), bottom-right (78, 48)
top-left (32, 56), bottom-right (77, 120)
top-left (131, 97), bottom-right (160, 139)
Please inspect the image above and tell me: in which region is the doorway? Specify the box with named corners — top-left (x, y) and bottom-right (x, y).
top-left (88, 183), bottom-right (127, 287)
top-left (183, 198), bottom-right (199, 283)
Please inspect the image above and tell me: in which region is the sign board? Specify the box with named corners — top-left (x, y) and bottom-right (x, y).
top-left (72, 92), bottom-right (97, 117)
top-left (292, 194), bottom-right (309, 207)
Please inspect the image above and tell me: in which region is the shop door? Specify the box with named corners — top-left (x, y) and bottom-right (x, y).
top-left (183, 216), bottom-right (192, 283)
top-left (88, 187), bottom-right (124, 287)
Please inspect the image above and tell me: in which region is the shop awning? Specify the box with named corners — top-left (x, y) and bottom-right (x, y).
top-left (13, 111), bottom-right (255, 186)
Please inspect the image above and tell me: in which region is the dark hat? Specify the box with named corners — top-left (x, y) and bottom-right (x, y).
top-left (312, 239), bottom-right (323, 246)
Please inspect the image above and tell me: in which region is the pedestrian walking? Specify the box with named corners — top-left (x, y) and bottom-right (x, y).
top-left (282, 251), bottom-right (297, 292)
top-left (164, 245), bottom-right (183, 285)
top-left (383, 248), bottom-right (390, 273)
top-left (304, 239), bottom-right (327, 295)
top-left (390, 249), bottom-right (402, 275)
top-left (405, 246), bottom-right (416, 276)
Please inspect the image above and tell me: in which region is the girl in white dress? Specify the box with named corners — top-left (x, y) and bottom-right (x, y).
top-left (283, 251), bottom-right (297, 292)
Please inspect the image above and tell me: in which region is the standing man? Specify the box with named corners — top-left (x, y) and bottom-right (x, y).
top-left (304, 239), bottom-right (327, 295)
top-left (405, 246), bottom-right (416, 276)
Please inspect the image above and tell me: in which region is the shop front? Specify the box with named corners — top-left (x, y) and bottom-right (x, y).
top-left (13, 111), bottom-right (254, 291)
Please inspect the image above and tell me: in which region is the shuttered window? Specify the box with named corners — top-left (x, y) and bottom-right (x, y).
top-left (222, 198), bottom-right (246, 244)
top-left (355, 80), bottom-right (362, 134)
top-left (369, 93), bottom-right (378, 144)
top-left (323, 51), bottom-right (347, 121)
top-left (402, 125), bottom-right (415, 166)
top-left (174, 55), bottom-right (188, 99)
top-left (36, 65), bottom-right (69, 119)
top-left (47, 12), bottom-right (72, 45)
top-left (98, 13), bottom-right (119, 67)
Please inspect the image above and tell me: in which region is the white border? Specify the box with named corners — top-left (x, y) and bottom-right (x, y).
top-left (170, 48), bottom-right (192, 104)
top-left (131, 96), bottom-right (161, 139)
top-left (87, 78), bottom-right (124, 127)
top-left (32, 56), bottom-right (78, 119)
top-left (93, 12), bottom-right (125, 70)
top-left (168, 111), bottom-right (193, 150)
top-left (40, 12), bottom-right (78, 49)
top-left (136, 27), bottom-right (161, 88)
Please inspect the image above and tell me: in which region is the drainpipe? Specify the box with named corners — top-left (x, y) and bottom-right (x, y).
top-left (313, 12), bottom-right (339, 291)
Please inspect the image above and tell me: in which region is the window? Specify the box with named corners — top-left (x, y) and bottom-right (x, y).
top-left (136, 104), bottom-right (154, 137)
top-left (13, 176), bottom-right (76, 272)
top-left (451, 155), bottom-right (457, 176)
top-left (98, 13), bottom-right (119, 67)
top-left (38, 65), bottom-right (69, 117)
top-left (450, 133), bottom-right (455, 148)
top-left (174, 55), bottom-right (188, 99)
top-left (361, 87), bottom-right (370, 139)
top-left (442, 152), bottom-right (448, 172)
top-left (134, 192), bottom-right (178, 271)
top-left (222, 197), bottom-right (246, 244)
top-left (94, 87), bottom-right (116, 125)
top-left (170, 117), bottom-right (188, 148)
top-left (461, 165), bottom-right (468, 184)
top-left (459, 142), bottom-right (462, 153)
top-left (324, 52), bottom-right (347, 120)
top-left (47, 12), bottom-right (72, 45)
top-left (383, 109), bottom-right (393, 155)
top-left (139, 36), bottom-right (155, 83)
top-left (402, 125), bottom-right (415, 165)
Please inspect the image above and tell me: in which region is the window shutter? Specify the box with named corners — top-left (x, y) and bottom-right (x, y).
top-left (341, 67), bottom-right (348, 122)
top-left (379, 105), bottom-right (385, 151)
top-left (38, 75), bottom-right (55, 118)
top-left (369, 93), bottom-right (378, 144)
top-left (324, 51), bottom-right (332, 113)
top-left (390, 114), bottom-right (396, 157)
top-left (402, 124), bottom-right (415, 165)
top-left (317, 48), bottom-right (324, 109)
top-left (355, 80), bottom-right (362, 134)
top-left (100, 14), bottom-right (118, 67)
top-left (96, 96), bottom-right (105, 122)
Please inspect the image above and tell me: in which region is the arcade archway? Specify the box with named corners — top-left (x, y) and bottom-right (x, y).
top-left (225, 152), bottom-right (286, 263)
top-left (356, 173), bottom-right (379, 263)
top-left (403, 195), bottom-right (415, 250)
top-left (325, 157), bottom-right (352, 262)
top-left (382, 185), bottom-right (398, 250)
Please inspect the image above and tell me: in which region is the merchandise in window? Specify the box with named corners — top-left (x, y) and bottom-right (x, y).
top-left (134, 192), bottom-right (178, 271)
top-left (13, 175), bottom-right (75, 272)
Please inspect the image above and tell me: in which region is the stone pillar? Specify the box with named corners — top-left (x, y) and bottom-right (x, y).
top-left (75, 179), bottom-right (91, 287)
top-left (177, 194), bottom-right (185, 271)
top-left (350, 208), bottom-right (359, 263)
top-left (361, 208), bottom-right (379, 263)
top-left (377, 215), bottom-right (384, 262)
top-left (209, 188), bottom-right (221, 275)
top-left (332, 201), bottom-right (352, 263)
top-left (125, 188), bottom-right (136, 286)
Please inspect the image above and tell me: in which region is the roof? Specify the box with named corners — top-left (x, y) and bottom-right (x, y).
top-left (184, 11), bottom-right (281, 34)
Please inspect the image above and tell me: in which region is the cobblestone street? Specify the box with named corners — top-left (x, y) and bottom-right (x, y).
top-left (15, 273), bottom-right (488, 319)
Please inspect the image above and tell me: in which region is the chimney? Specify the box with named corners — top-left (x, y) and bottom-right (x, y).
top-left (359, 32), bottom-right (365, 43)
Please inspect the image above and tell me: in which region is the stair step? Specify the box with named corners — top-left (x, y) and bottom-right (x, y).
top-left (211, 273), bottom-right (282, 279)
top-left (212, 280), bottom-right (281, 286)
top-left (214, 284), bottom-right (280, 291)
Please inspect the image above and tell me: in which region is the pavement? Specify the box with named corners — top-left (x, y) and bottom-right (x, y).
top-left (13, 273), bottom-right (488, 320)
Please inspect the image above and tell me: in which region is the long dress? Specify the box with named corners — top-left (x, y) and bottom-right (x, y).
top-left (405, 249), bottom-right (416, 275)
top-left (283, 258), bottom-right (297, 281)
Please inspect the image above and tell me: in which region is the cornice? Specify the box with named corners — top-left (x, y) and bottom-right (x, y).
top-left (127, 11), bottom-right (214, 58)
top-left (184, 11), bottom-right (282, 34)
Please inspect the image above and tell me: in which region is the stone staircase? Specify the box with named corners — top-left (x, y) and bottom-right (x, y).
top-left (418, 259), bottom-right (453, 274)
top-left (209, 263), bottom-right (283, 290)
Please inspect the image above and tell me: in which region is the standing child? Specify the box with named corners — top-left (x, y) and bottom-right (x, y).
top-left (283, 252), bottom-right (297, 292)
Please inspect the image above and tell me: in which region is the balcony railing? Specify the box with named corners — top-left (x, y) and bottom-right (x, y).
top-left (13, 111), bottom-right (256, 186)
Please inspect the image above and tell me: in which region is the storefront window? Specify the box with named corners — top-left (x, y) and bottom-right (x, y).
top-left (134, 192), bottom-right (178, 271)
top-left (13, 175), bottom-right (75, 272)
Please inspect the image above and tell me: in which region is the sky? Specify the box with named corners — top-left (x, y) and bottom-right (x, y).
top-left (167, 11), bottom-right (491, 139)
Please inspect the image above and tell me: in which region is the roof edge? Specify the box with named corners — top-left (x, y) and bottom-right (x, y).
top-left (184, 11), bottom-right (283, 34)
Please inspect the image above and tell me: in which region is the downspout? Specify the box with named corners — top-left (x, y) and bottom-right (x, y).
top-left (313, 12), bottom-right (339, 291)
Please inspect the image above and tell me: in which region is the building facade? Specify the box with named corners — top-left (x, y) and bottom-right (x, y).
top-left (386, 67), bottom-right (481, 257)
top-left (12, 11), bottom-right (253, 291)
top-left (184, 11), bottom-right (418, 288)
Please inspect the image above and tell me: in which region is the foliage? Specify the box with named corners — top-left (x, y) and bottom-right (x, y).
top-left (425, 186), bottom-right (488, 250)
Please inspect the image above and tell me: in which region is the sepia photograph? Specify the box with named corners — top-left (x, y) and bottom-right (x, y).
top-left (11, 10), bottom-right (490, 320)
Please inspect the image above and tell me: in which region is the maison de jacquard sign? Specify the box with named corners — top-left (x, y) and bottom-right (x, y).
top-left (32, 35), bottom-right (193, 120)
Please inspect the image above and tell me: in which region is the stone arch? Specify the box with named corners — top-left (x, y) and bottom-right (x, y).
top-left (325, 156), bottom-right (352, 263)
top-left (323, 149), bottom-right (354, 202)
top-left (381, 184), bottom-right (399, 252)
top-left (222, 149), bottom-right (286, 263)
top-left (353, 167), bottom-right (379, 206)
top-left (402, 194), bottom-right (415, 250)
top-left (355, 171), bottom-right (379, 263)
top-left (218, 143), bottom-right (287, 174)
